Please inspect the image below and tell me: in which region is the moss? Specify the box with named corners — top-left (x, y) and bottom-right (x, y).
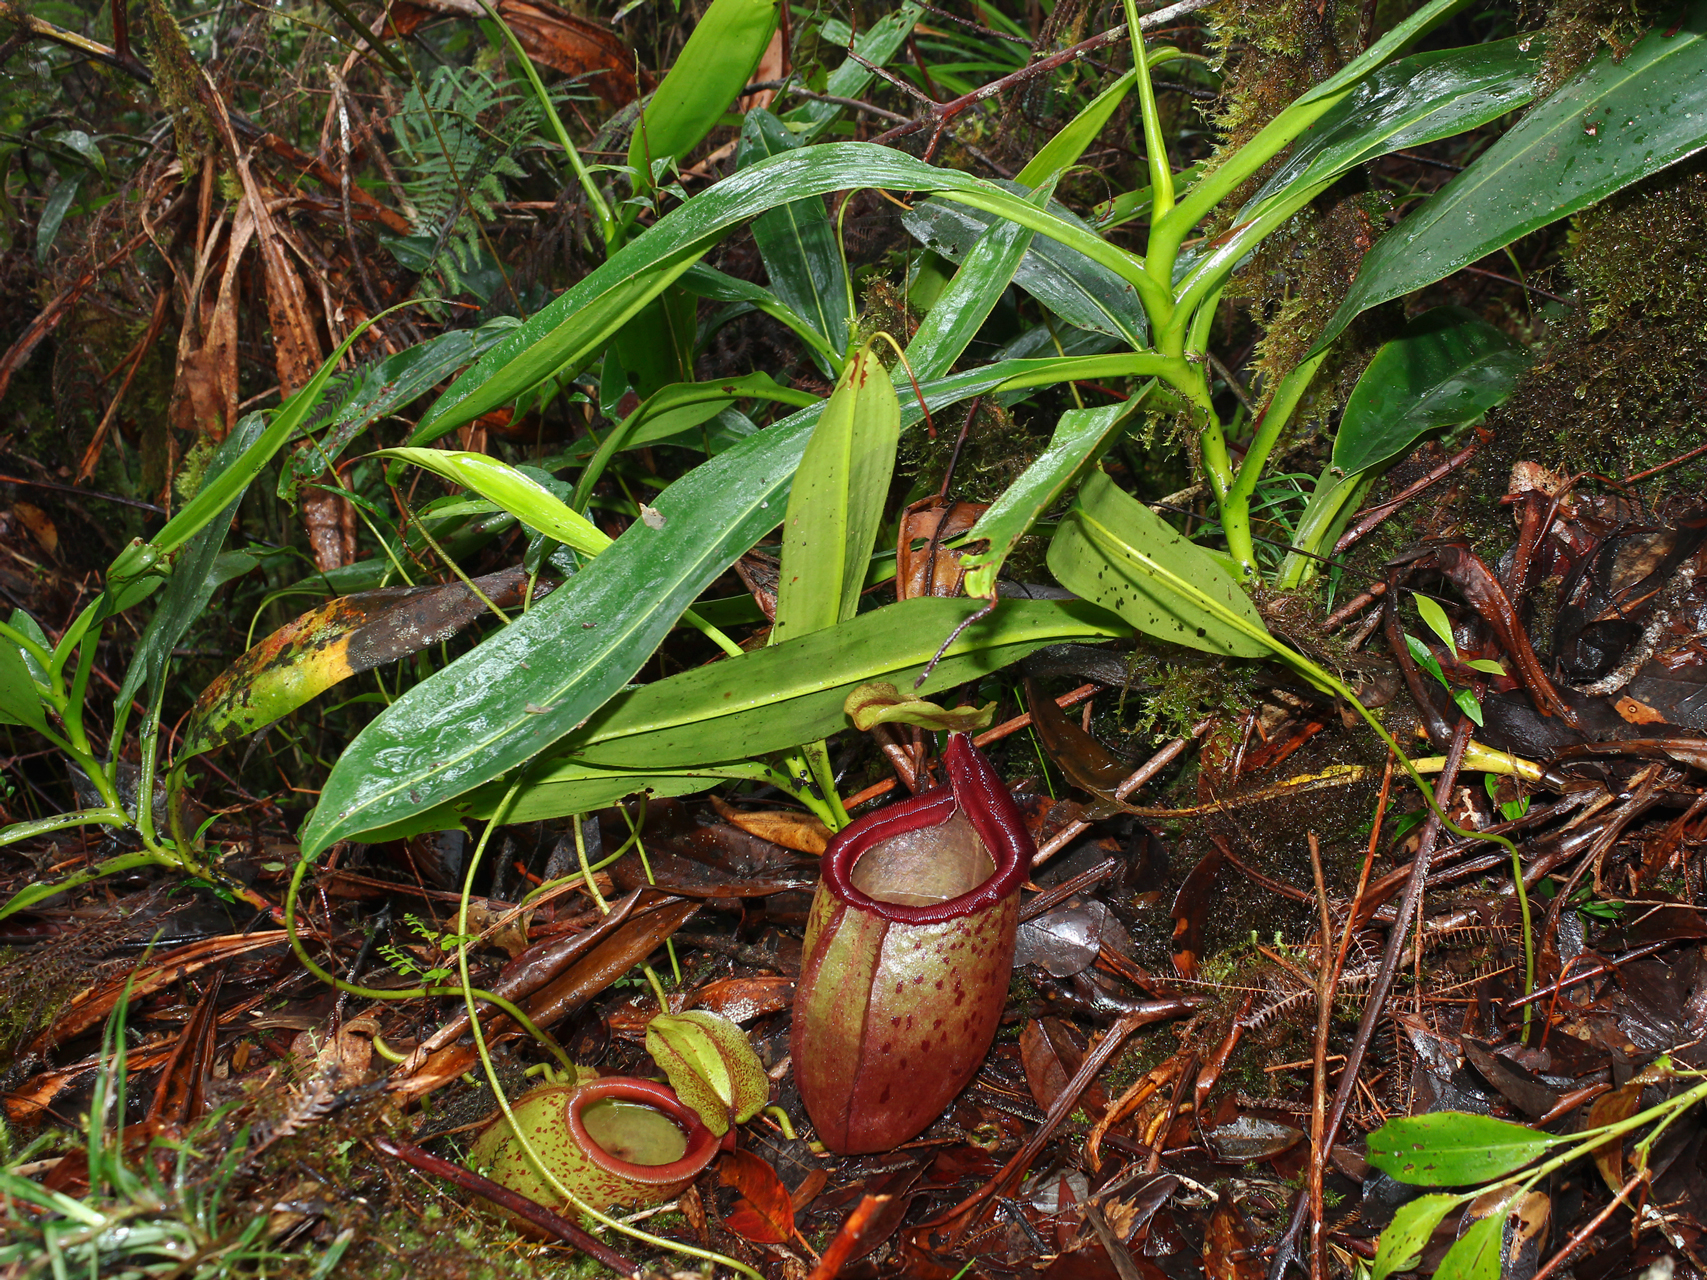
top-left (142, 0), bottom-right (217, 174)
top-left (1120, 639), bottom-right (1260, 742)
top-left (1499, 162), bottom-right (1707, 491)
top-left (1201, 0), bottom-right (1359, 172)
top-left (1535, 0), bottom-right (1671, 95)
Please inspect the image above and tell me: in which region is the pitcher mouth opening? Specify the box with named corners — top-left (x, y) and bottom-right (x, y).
top-left (848, 807), bottom-right (995, 908)
top-left (565, 1078), bottom-right (718, 1183)
top-left (820, 735), bottom-right (1032, 925)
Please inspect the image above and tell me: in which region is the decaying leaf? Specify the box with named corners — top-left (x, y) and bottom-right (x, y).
top-left (184, 567), bottom-right (551, 756)
top-left (711, 796), bottom-right (831, 854)
top-left (896, 496), bottom-right (988, 601)
top-left (388, 0), bottom-right (636, 105)
top-left (719, 1149), bottom-right (794, 1244)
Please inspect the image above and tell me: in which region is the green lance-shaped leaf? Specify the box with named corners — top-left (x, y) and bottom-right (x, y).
top-left (108, 318), bottom-right (379, 584)
top-left (1312, 9), bottom-right (1707, 355)
top-left (678, 262), bottom-right (839, 364)
top-left (350, 596), bottom-right (1125, 837)
top-left (902, 196), bottom-right (1147, 346)
top-left (1373, 1193), bottom-right (1464, 1280)
top-left (1366, 1111), bottom-right (1563, 1186)
top-left (301, 355), bottom-right (1156, 856)
top-left (415, 144), bottom-right (1170, 442)
top-left (0, 612), bottom-right (47, 731)
top-left (279, 321), bottom-right (515, 501)
top-left (35, 174), bottom-right (81, 264)
top-left (627, 0), bottom-right (780, 190)
top-left (905, 183), bottom-right (1049, 382)
top-left (1240, 37), bottom-right (1545, 222)
top-left (844, 682), bottom-right (995, 734)
top-left (541, 596), bottom-right (1120, 770)
top-left (1415, 594), bottom-right (1458, 655)
top-left (736, 109), bottom-right (850, 368)
top-left (1018, 69), bottom-right (1138, 186)
top-left (356, 762), bottom-right (782, 842)
top-left (570, 372), bottom-right (819, 509)
top-left (646, 1011), bottom-right (769, 1137)
top-left (379, 449), bottom-right (611, 557)
top-left (117, 414), bottom-right (268, 720)
top-left (772, 341), bottom-right (900, 642)
top-left (1177, 37), bottom-right (1547, 313)
top-left (1435, 1197), bottom-right (1515, 1280)
top-left (780, 3), bottom-right (923, 142)
top-left (960, 394), bottom-right (1148, 601)
top-left (1331, 307), bottom-right (1530, 477)
top-left (1047, 471), bottom-right (1271, 659)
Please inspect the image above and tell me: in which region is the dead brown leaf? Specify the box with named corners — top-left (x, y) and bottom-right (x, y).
top-left (710, 796), bottom-right (830, 854)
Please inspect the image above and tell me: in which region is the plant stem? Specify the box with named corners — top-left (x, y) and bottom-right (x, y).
top-left (802, 738), bottom-right (851, 830)
top-left (474, 0), bottom-right (617, 249)
top-left (1125, 0), bottom-right (1174, 223)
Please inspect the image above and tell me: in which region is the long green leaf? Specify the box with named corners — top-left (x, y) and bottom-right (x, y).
top-left (278, 321), bottom-right (516, 501)
top-left (772, 342), bottom-right (899, 639)
top-left (902, 195), bottom-right (1147, 345)
top-left (35, 174), bottom-right (81, 264)
top-left (1178, 34), bottom-right (1547, 304)
top-left (380, 449), bottom-right (612, 557)
top-left (1153, 0), bottom-right (1473, 252)
top-left (1243, 38), bottom-right (1544, 218)
top-left (1332, 306), bottom-right (1529, 475)
top-left (1312, 8), bottom-right (1707, 354)
top-left (0, 612), bottom-right (46, 731)
top-left (359, 762), bottom-right (786, 841)
top-left (737, 109), bottom-right (850, 365)
top-left (570, 372), bottom-right (817, 509)
top-left (960, 394), bottom-right (1148, 601)
top-left (1373, 1194), bottom-right (1463, 1280)
top-left (905, 185), bottom-right (1045, 380)
top-left (1018, 70), bottom-right (1137, 186)
top-left (302, 352), bottom-right (1156, 855)
top-left (118, 414), bottom-right (268, 714)
top-left (1047, 471), bottom-right (1271, 658)
top-left (388, 596), bottom-right (1126, 833)
top-left (1434, 1199), bottom-right (1513, 1280)
top-left (627, 0), bottom-right (780, 187)
top-left (1366, 1112), bottom-right (1562, 1185)
top-left (678, 262), bottom-right (838, 362)
top-left (415, 145), bottom-right (1171, 440)
top-left (571, 596), bottom-right (1123, 769)
top-left (109, 318), bottom-right (380, 583)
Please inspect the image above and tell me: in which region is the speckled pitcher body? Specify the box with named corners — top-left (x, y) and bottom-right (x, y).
top-left (471, 1077), bottom-right (719, 1221)
top-left (791, 733), bottom-right (1033, 1154)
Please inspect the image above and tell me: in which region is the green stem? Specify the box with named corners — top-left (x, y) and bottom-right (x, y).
top-left (0, 621), bottom-right (56, 684)
top-left (473, 0), bottom-right (617, 249)
top-left (133, 677), bottom-right (170, 851)
top-left (0, 807), bottom-right (131, 846)
top-left (801, 738), bottom-right (851, 831)
top-left (1146, 90), bottom-right (1346, 286)
top-left (680, 608), bottom-right (745, 659)
top-left (1490, 1073), bottom-right (1707, 1197)
top-left (779, 750), bottom-right (839, 828)
top-left (1125, 0), bottom-right (1174, 226)
top-left (280, 850), bottom-right (572, 1074)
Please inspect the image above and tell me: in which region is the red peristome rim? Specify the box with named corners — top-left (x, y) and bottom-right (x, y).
top-left (565, 1077), bottom-right (721, 1184)
top-left (821, 733), bottom-right (1034, 925)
